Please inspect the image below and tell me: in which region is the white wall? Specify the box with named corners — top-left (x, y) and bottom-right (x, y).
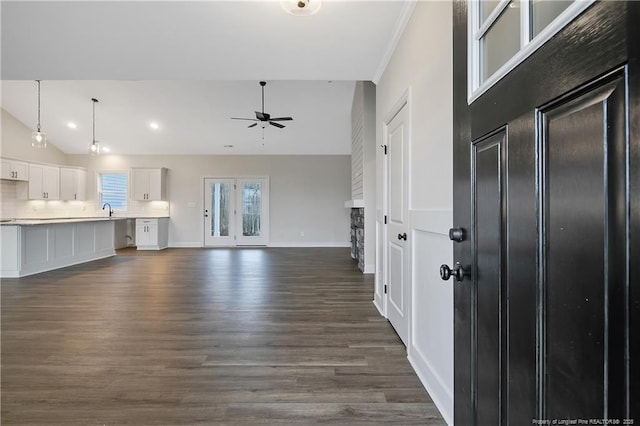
top-left (66, 154), bottom-right (351, 247)
top-left (376, 2), bottom-right (453, 424)
top-left (1, 109), bottom-right (68, 164)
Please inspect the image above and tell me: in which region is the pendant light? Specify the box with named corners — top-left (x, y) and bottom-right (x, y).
top-left (89, 98), bottom-right (100, 155)
top-left (31, 80), bottom-right (47, 149)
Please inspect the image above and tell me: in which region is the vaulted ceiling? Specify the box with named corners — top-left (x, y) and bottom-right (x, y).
top-left (0, 1), bottom-right (415, 155)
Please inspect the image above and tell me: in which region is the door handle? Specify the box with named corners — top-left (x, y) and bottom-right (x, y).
top-left (440, 262), bottom-right (467, 282)
top-left (448, 227), bottom-right (465, 242)
top-left (397, 232), bottom-right (407, 241)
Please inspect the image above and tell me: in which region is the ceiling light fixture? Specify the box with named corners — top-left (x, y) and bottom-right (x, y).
top-left (67, 122), bottom-right (77, 129)
top-left (281, 0), bottom-right (321, 16)
top-left (149, 122), bottom-right (159, 130)
top-left (89, 98), bottom-right (100, 155)
top-left (31, 80), bottom-right (47, 149)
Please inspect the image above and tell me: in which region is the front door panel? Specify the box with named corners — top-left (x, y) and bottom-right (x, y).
top-left (541, 75), bottom-right (627, 419)
top-left (473, 131), bottom-right (505, 425)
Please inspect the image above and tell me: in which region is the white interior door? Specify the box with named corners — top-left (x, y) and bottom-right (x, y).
top-left (204, 178), bottom-right (236, 246)
top-left (386, 103), bottom-right (409, 345)
top-left (236, 178), bottom-right (269, 246)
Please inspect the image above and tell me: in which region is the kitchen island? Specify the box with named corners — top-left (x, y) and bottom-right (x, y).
top-left (0, 217), bottom-right (126, 278)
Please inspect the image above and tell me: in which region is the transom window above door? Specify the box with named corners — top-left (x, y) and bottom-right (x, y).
top-left (468, 0), bottom-right (595, 103)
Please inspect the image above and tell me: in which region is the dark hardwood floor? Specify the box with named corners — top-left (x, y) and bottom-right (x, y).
top-left (1, 247), bottom-right (445, 425)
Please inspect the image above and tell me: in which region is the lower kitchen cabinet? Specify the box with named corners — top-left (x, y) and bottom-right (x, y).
top-left (135, 218), bottom-right (169, 250)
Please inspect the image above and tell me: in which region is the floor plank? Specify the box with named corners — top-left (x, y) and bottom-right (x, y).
top-left (1, 247), bottom-right (445, 425)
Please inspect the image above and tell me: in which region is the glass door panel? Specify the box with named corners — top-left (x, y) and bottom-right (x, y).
top-left (236, 178), bottom-right (269, 245)
top-left (204, 178), bottom-right (235, 246)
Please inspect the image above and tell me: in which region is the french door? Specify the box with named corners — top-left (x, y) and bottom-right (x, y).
top-left (452, 2), bottom-right (638, 424)
top-left (204, 177), bottom-right (269, 246)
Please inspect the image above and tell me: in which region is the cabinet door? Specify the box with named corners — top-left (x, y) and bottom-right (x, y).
top-left (42, 166), bottom-right (59, 200)
top-left (60, 168), bottom-right (87, 201)
top-left (136, 225), bottom-right (148, 246)
top-left (132, 170), bottom-right (149, 201)
top-left (76, 169), bottom-right (86, 201)
top-left (0, 159), bottom-right (12, 180)
top-left (59, 168), bottom-right (76, 200)
top-left (146, 224), bottom-right (158, 246)
top-left (147, 169), bottom-right (162, 200)
top-left (28, 164), bottom-right (44, 199)
top-left (12, 161), bottom-right (29, 181)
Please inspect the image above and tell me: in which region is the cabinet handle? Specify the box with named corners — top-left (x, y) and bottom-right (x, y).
top-left (74, 193), bottom-right (77, 200)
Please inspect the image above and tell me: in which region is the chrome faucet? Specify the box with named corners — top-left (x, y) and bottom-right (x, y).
top-left (102, 203), bottom-right (114, 217)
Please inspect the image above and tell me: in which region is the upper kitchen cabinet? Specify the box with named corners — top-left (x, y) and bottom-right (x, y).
top-left (59, 167), bottom-right (87, 201)
top-left (131, 168), bottom-right (167, 201)
top-left (1, 158), bottom-right (29, 181)
top-left (17, 164), bottom-right (60, 200)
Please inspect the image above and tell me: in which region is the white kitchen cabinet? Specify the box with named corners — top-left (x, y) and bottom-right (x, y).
top-left (131, 168), bottom-right (167, 201)
top-left (136, 218), bottom-right (169, 250)
top-left (1, 158), bottom-right (29, 181)
top-left (59, 167), bottom-right (87, 201)
top-left (17, 164), bottom-right (59, 200)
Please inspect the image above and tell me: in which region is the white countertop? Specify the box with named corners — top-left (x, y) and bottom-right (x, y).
top-left (0, 216), bottom-right (169, 226)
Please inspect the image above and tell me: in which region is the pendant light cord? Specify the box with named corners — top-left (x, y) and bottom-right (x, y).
top-left (92, 98), bottom-right (98, 144)
top-left (36, 80), bottom-right (41, 132)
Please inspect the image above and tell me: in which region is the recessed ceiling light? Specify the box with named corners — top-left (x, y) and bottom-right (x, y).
top-left (224, 145), bottom-right (234, 148)
top-left (281, 0), bottom-right (321, 16)
top-left (149, 122), bottom-right (159, 130)
top-left (67, 122), bottom-right (77, 129)
top-left (101, 147), bottom-right (111, 153)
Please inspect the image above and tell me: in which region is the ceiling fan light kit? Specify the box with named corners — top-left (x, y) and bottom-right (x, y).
top-left (231, 81), bottom-right (293, 135)
top-left (281, 0), bottom-right (321, 16)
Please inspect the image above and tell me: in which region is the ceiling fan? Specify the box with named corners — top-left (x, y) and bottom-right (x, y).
top-left (231, 81), bottom-right (293, 129)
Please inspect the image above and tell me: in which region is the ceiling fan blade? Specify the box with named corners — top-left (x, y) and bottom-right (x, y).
top-left (269, 117), bottom-right (293, 121)
top-left (255, 111), bottom-right (270, 121)
top-left (231, 117), bottom-right (258, 121)
top-left (248, 123), bottom-right (258, 128)
top-left (269, 121), bottom-right (285, 129)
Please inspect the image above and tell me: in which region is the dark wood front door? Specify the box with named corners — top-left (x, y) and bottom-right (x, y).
top-left (452, 2), bottom-right (639, 424)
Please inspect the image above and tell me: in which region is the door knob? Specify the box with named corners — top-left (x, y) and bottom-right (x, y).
top-left (448, 227), bottom-right (465, 242)
top-left (397, 232), bottom-right (407, 241)
top-left (440, 262), bottom-right (467, 282)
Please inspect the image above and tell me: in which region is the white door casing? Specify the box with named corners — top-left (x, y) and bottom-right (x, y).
top-left (385, 101), bottom-right (410, 346)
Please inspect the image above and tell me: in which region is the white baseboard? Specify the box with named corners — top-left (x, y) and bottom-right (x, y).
top-left (168, 242), bottom-right (203, 248)
top-left (372, 299), bottom-right (385, 317)
top-left (268, 242), bottom-right (350, 248)
top-left (167, 242), bottom-right (350, 248)
top-left (407, 349), bottom-right (453, 426)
